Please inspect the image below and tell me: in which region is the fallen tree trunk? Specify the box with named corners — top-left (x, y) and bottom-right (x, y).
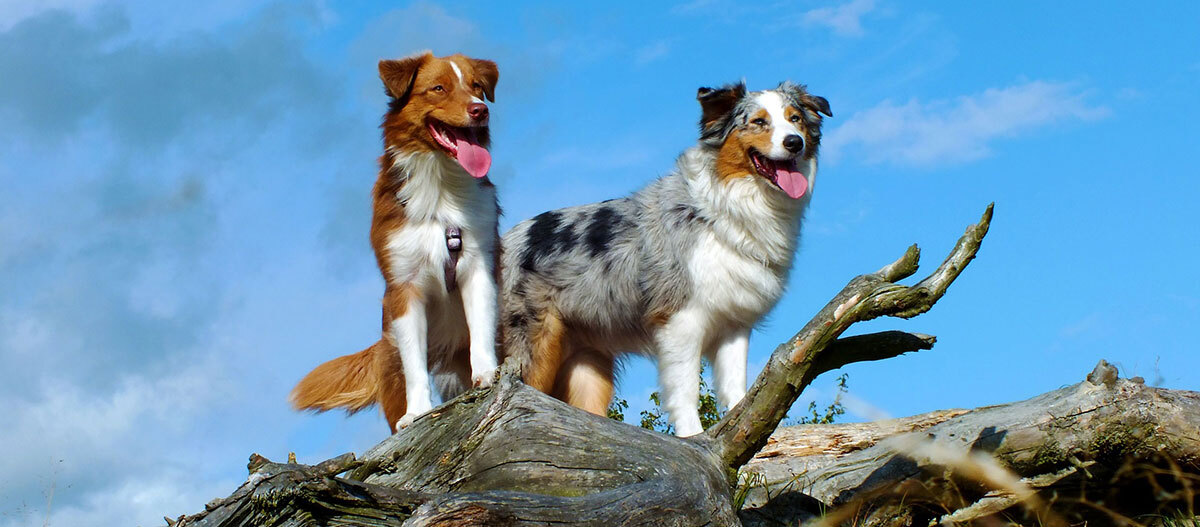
top-left (740, 361), bottom-right (1200, 526)
top-left (170, 204), bottom-right (1200, 526)
top-left (180, 203), bottom-right (1200, 527)
top-left (178, 365), bottom-right (1200, 527)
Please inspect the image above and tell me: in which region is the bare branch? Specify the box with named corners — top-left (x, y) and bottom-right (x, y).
top-left (172, 204), bottom-right (1003, 527)
top-left (706, 204), bottom-right (994, 471)
top-left (814, 331), bottom-right (936, 374)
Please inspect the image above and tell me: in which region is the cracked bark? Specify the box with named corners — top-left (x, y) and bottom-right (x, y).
top-left (739, 364), bottom-right (1200, 526)
top-left (168, 205), bottom-right (1200, 526)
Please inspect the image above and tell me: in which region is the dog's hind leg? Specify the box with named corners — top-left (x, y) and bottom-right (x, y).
top-left (553, 350), bottom-right (614, 416)
top-left (524, 307), bottom-right (566, 394)
top-left (433, 347), bottom-right (471, 402)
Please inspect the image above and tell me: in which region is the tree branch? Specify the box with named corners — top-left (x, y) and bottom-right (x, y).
top-left (171, 204), bottom-right (1001, 527)
top-left (706, 204), bottom-right (993, 471)
top-left (815, 331), bottom-right (936, 374)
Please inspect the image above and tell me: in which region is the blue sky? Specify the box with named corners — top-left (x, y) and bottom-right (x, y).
top-left (1, 1), bottom-right (1197, 525)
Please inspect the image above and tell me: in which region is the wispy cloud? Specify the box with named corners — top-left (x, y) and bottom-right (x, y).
top-left (0, 5), bottom-right (375, 526)
top-left (0, 0), bottom-right (103, 30)
top-left (823, 80), bottom-right (1110, 166)
top-left (802, 0), bottom-right (877, 37)
top-left (670, 0), bottom-right (720, 15)
top-left (634, 40), bottom-right (671, 66)
top-left (0, 4), bottom-right (340, 146)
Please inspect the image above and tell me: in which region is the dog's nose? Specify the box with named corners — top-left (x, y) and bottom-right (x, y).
top-left (783, 134), bottom-right (804, 154)
top-left (468, 103), bottom-right (489, 122)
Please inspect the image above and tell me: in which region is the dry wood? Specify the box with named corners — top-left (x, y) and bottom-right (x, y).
top-left (739, 364), bottom-right (1200, 526)
top-left (171, 206), bottom-right (1034, 527)
top-left (707, 204), bottom-right (991, 471)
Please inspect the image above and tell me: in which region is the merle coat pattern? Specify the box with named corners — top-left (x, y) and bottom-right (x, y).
top-left (501, 81), bottom-right (831, 436)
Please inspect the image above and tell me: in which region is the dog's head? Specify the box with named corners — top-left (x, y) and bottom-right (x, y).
top-left (697, 81), bottom-right (832, 200)
top-left (379, 51), bottom-right (499, 178)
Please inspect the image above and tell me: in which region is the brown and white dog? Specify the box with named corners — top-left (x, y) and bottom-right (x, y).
top-left (291, 52), bottom-right (501, 432)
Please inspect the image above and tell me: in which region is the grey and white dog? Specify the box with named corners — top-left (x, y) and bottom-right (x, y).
top-left (501, 82), bottom-right (831, 436)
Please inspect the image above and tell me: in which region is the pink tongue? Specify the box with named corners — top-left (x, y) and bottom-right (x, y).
top-left (775, 168), bottom-right (808, 199)
top-left (452, 129), bottom-right (491, 179)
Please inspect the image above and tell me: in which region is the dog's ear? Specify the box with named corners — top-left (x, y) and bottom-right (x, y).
top-left (469, 58), bottom-right (499, 102)
top-left (777, 81), bottom-right (832, 119)
top-left (806, 95), bottom-right (832, 118)
top-left (696, 81), bottom-right (746, 135)
top-left (379, 52), bottom-right (432, 101)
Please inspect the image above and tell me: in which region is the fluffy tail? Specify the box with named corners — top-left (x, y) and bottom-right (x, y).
top-left (290, 342), bottom-right (382, 414)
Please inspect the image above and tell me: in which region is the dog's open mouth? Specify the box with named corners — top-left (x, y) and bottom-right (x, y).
top-left (750, 149), bottom-right (808, 200)
top-left (428, 120), bottom-right (491, 179)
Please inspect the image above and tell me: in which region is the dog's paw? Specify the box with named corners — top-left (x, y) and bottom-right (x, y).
top-left (672, 415), bottom-right (705, 437)
top-left (472, 368), bottom-right (497, 388)
top-left (394, 413), bottom-right (421, 430)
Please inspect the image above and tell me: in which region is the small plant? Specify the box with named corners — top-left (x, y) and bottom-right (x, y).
top-left (611, 370), bottom-right (850, 432)
top-left (638, 374), bottom-right (724, 434)
top-left (606, 398), bottom-right (629, 421)
top-left (639, 391), bottom-right (672, 433)
top-left (794, 373), bottom-right (848, 425)
top-left (733, 470), bottom-right (767, 510)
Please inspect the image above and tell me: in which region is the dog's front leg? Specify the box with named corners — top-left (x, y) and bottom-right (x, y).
top-left (391, 296), bottom-right (432, 430)
top-left (712, 328), bottom-right (749, 410)
top-left (655, 310), bottom-right (706, 437)
top-left (459, 259), bottom-right (498, 388)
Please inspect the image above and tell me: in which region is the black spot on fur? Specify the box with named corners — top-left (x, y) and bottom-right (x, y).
top-left (507, 313), bottom-right (526, 328)
top-left (521, 211), bottom-right (579, 270)
top-left (585, 207), bottom-right (622, 256)
top-left (670, 204), bottom-right (702, 226)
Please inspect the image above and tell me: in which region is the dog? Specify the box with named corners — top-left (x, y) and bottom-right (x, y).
top-left (291, 52), bottom-right (501, 432)
top-left (500, 81), bottom-right (831, 436)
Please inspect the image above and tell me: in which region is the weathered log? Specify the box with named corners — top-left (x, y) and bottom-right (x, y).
top-left (739, 362), bottom-right (1200, 526)
top-left (174, 206), bottom-right (997, 527)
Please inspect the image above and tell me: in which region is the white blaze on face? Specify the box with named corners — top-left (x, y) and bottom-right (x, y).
top-left (449, 61), bottom-right (485, 104)
top-left (754, 91), bottom-right (802, 160)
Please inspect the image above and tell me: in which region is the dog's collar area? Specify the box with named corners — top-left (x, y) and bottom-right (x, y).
top-left (444, 226), bottom-right (462, 292)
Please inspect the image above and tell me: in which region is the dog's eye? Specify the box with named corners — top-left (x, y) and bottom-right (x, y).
top-left (790, 114), bottom-right (801, 123)
top-left (431, 85), bottom-right (445, 93)
top-left (752, 118), bottom-right (768, 126)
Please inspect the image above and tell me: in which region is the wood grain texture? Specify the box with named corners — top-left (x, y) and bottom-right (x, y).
top-left (172, 206), bottom-right (1017, 527)
top-left (740, 372), bottom-right (1200, 526)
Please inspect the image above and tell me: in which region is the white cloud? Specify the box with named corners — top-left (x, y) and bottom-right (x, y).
top-left (634, 40), bottom-right (671, 66)
top-left (0, 0), bottom-right (103, 30)
top-left (350, 2), bottom-right (482, 63)
top-left (2, 471), bottom-right (237, 527)
top-left (802, 0), bottom-right (877, 37)
top-left (0, 4), bottom-right (379, 525)
top-left (823, 80), bottom-right (1110, 166)
top-left (0, 361), bottom-right (231, 476)
top-left (0, 355), bottom-right (240, 527)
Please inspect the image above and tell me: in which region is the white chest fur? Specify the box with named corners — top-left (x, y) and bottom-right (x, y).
top-left (680, 149), bottom-right (813, 327)
top-left (384, 152), bottom-right (498, 297)
top-left (687, 230), bottom-right (790, 326)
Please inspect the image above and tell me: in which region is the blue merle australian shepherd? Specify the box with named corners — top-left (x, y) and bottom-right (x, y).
top-left (501, 81), bottom-right (832, 436)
